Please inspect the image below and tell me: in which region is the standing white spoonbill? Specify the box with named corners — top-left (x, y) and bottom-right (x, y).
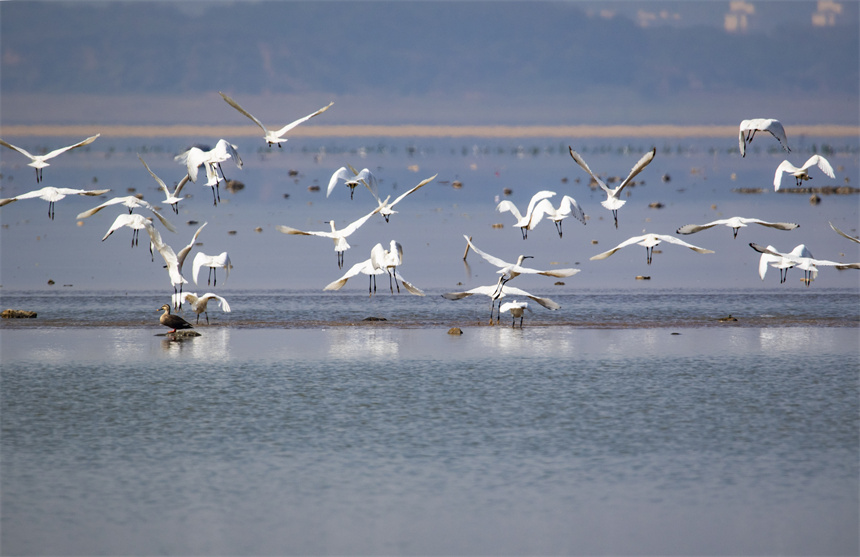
top-left (442, 282), bottom-right (560, 325)
top-left (496, 190), bottom-right (556, 239)
top-left (324, 255), bottom-right (424, 296)
top-left (220, 91), bottom-right (333, 147)
top-left (532, 195), bottom-right (587, 238)
top-left (0, 186), bottom-right (111, 219)
top-left (276, 206), bottom-right (381, 269)
top-left (192, 251), bottom-right (232, 287)
top-left (568, 147), bottom-right (656, 228)
top-left (326, 166), bottom-right (377, 200)
top-left (0, 134), bottom-right (100, 183)
top-left (176, 292), bottom-right (231, 324)
top-left (676, 216), bottom-right (798, 239)
top-left (773, 155), bottom-right (834, 190)
top-left (739, 118), bottom-right (790, 157)
top-left (591, 233), bottom-right (714, 265)
top-left (499, 300), bottom-right (531, 328)
top-left (139, 155), bottom-right (190, 214)
top-left (369, 240), bottom-right (425, 295)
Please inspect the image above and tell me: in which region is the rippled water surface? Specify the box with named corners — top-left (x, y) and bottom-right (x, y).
top-left (1, 288), bottom-right (858, 555)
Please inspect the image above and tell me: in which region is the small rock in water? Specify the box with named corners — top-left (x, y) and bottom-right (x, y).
top-left (635, 275), bottom-right (651, 280)
top-left (363, 316), bottom-right (387, 322)
top-left (718, 314), bottom-right (738, 322)
top-left (447, 327), bottom-right (463, 335)
top-left (2, 309), bottom-right (37, 318)
top-left (156, 330), bottom-right (201, 338)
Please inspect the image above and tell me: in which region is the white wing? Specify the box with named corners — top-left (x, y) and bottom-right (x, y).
top-left (615, 148), bottom-right (656, 194)
top-left (568, 148), bottom-right (608, 191)
top-left (801, 154), bottom-right (834, 178)
top-left (220, 92), bottom-right (268, 134)
top-left (829, 222), bottom-right (860, 244)
top-left (271, 102), bottom-right (334, 137)
top-left (652, 234), bottom-right (714, 254)
top-left (40, 134), bottom-right (100, 161)
top-left (388, 174), bottom-right (436, 208)
top-left (590, 234), bottom-right (651, 260)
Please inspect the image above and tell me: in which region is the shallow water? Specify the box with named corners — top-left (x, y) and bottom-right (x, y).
top-left (1, 291), bottom-right (859, 554)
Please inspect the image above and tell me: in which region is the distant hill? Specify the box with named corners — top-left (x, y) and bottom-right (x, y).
top-left (1, 2), bottom-right (857, 126)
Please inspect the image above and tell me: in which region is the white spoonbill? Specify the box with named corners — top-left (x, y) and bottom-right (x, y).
top-left (220, 91), bottom-right (333, 147)
top-left (829, 222), bottom-right (860, 244)
top-left (76, 195), bottom-right (176, 232)
top-left (0, 186), bottom-right (111, 220)
top-left (192, 251), bottom-right (232, 287)
top-left (532, 195), bottom-right (586, 238)
top-left (367, 174), bottom-right (437, 222)
top-left (568, 147), bottom-right (656, 228)
top-left (146, 222), bottom-right (207, 308)
top-left (463, 235), bottom-right (580, 285)
top-left (496, 190), bottom-right (556, 239)
top-left (276, 206), bottom-right (381, 269)
top-left (773, 155), bottom-right (834, 190)
top-left (749, 243), bottom-right (857, 286)
top-left (326, 166), bottom-right (377, 200)
top-left (591, 233), bottom-right (714, 265)
top-left (676, 216), bottom-right (798, 239)
top-left (139, 155), bottom-right (190, 214)
top-left (101, 213), bottom-right (155, 248)
top-left (0, 134), bottom-right (100, 183)
top-left (174, 139), bottom-right (243, 205)
top-left (499, 300), bottom-right (531, 328)
top-left (370, 239), bottom-right (425, 295)
top-left (324, 255), bottom-right (424, 296)
top-left (739, 118), bottom-right (790, 157)
top-left (442, 281), bottom-right (560, 325)
top-left (176, 292), bottom-right (231, 324)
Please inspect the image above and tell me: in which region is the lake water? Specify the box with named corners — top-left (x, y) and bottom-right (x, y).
top-left (1, 289), bottom-right (858, 555)
top-left (1, 132), bottom-right (859, 554)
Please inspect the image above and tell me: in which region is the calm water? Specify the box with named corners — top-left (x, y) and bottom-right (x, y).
top-left (1, 291), bottom-right (858, 555)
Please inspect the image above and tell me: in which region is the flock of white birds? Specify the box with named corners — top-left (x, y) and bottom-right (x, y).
top-left (1, 110), bottom-right (858, 330)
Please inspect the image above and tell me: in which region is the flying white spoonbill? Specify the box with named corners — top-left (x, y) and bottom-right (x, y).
top-left (496, 190), bottom-right (555, 239)
top-left (139, 155), bottom-right (191, 214)
top-left (591, 233), bottom-right (714, 265)
top-left (569, 147), bottom-right (656, 228)
top-left (220, 91), bottom-right (333, 147)
top-left (193, 251), bottom-right (232, 287)
top-left (0, 186), bottom-right (111, 219)
top-left (829, 222), bottom-right (860, 244)
top-left (676, 216), bottom-right (798, 239)
top-left (773, 155), bottom-right (834, 190)
top-left (463, 235), bottom-right (580, 285)
top-left (0, 134), bottom-right (100, 183)
top-left (174, 139), bottom-right (243, 205)
top-left (749, 243), bottom-right (858, 286)
top-left (276, 206), bottom-right (381, 269)
top-left (738, 118), bottom-right (790, 157)
top-left (327, 166), bottom-right (377, 200)
top-left (101, 213), bottom-right (155, 248)
top-left (532, 195), bottom-right (586, 237)
top-left (76, 195), bottom-right (176, 232)
top-left (146, 222), bottom-right (207, 308)
top-left (367, 174), bottom-right (437, 222)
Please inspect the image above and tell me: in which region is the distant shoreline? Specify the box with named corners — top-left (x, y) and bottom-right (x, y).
top-left (2, 124), bottom-right (858, 139)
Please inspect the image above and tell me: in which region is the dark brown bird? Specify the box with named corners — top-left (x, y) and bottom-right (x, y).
top-left (157, 303), bottom-right (194, 333)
